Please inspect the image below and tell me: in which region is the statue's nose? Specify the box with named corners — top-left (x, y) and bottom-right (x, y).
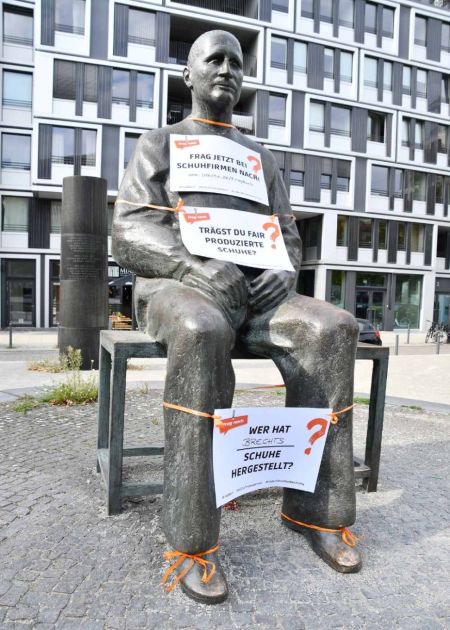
top-left (218, 59), bottom-right (232, 75)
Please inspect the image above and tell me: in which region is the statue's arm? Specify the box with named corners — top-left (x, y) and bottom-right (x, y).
top-left (248, 155), bottom-right (302, 313)
top-left (111, 131), bottom-right (199, 280)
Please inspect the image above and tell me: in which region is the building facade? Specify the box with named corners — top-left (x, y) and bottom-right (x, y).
top-left (0, 0), bottom-right (449, 329)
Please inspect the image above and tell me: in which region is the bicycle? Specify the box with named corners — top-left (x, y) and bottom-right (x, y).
top-left (425, 321), bottom-right (448, 343)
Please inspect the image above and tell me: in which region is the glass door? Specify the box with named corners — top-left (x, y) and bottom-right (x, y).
top-left (355, 289), bottom-right (385, 329)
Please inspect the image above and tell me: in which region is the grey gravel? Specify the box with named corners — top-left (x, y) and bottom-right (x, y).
top-left (0, 390), bottom-right (449, 629)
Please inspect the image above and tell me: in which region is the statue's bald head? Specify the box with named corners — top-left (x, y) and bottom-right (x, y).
top-left (187, 30), bottom-right (242, 68)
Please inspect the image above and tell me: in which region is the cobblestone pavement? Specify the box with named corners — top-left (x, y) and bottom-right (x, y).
top-left (0, 390), bottom-right (449, 629)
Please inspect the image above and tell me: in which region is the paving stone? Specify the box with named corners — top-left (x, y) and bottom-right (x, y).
top-left (0, 393), bottom-right (449, 627)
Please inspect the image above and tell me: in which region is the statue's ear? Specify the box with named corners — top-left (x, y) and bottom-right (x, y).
top-left (183, 67), bottom-right (192, 89)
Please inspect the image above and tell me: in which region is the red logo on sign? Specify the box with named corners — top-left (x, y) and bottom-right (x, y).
top-left (183, 212), bottom-right (211, 224)
top-left (217, 415), bottom-right (248, 434)
top-left (175, 139), bottom-right (200, 149)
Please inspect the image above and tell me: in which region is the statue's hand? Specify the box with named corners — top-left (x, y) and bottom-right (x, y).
top-left (248, 269), bottom-right (296, 314)
top-left (182, 259), bottom-right (248, 320)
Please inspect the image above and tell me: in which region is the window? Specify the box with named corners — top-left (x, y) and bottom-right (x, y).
top-left (319, 0), bottom-right (333, 24)
top-left (436, 175), bottom-right (444, 203)
top-left (442, 23), bottom-right (450, 53)
top-left (413, 172), bottom-right (426, 202)
top-left (330, 105), bottom-right (350, 136)
top-left (371, 165), bottom-right (388, 196)
top-left (290, 154), bottom-right (304, 187)
top-left (336, 215), bottom-right (348, 246)
top-left (367, 112), bottom-right (385, 143)
top-left (394, 169), bottom-right (403, 198)
top-left (403, 66), bottom-right (411, 95)
top-left (414, 121), bottom-right (424, 149)
top-left (330, 270), bottom-right (346, 308)
top-left (359, 219), bottom-right (372, 248)
top-left (55, 0), bottom-right (85, 35)
top-left (293, 42), bottom-right (307, 73)
top-left (324, 48), bottom-right (334, 79)
top-left (378, 220), bottom-right (387, 249)
top-left (136, 73), bottom-right (154, 108)
top-left (301, 0), bottom-right (314, 19)
top-left (128, 8), bottom-right (155, 46)
top-left (124, 133), bottom-right (140, 168)
top-left (442, 76), bottom-right (449, 104)
top-left (272, 0), bottom-right (289, 13)
top-left (364, 57), bottom-right (377, 88)
top-left (84, 65), bottom-right (98, 103)
top-left (53, 60), bottom-right (76, 100)
top-left (309, 101), bottom-right (324, 132)
top-left (416, 70), bottom-right (427, 99)
top-left (107, 203), bottom-right (114, 236)
top-left (438, 126), bottom-right (448, 154)
top-left (1, 134), bottom-right (30, 170)
top-left (51, 201), bottom-right (61, 234)
top-left (337, 161), bottom-right (351, 192)
top-left (52, 127), bottom-right (74, 165)
top-left (382, 7), bottom-right (394, 38)
top-left (411, 224), bottom-right (424, 252)
top-left (112, 70), bottom-right (130, 105)
top-left (339, 0), bottom-right (354, 28)
top-left (269, 94), bottom-right (286, 126)
top-left (402, 119), bottom-right (410, 147)
top-left (3, 5), bottom-right (33, 46)
top-left (271, 37), bottom-right (287, 70)
top-left (397, 223), bottom-right (406, 250)
top-left (415, 16), bottom-right (427, 47)
top-left (383, 61), bottom-right (392, 91)
top-left (364, 2), bottom-right (376, 34)
top-left (340, 52), bottom-right (353, 83)
top-left (81, 130), bottom-right (96, 166)
top-left (2, 71), bottom-right (32, 109)
top-left (321, 158), bottom-right (332, 189)
top-left (2, 197), bottom-right (28, 232)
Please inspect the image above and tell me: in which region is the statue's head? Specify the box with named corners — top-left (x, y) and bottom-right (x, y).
top-left (183, 30), bottom-right (243, 112)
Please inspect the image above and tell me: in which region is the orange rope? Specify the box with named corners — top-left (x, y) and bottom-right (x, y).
top-left (163, 401), bottom-right (220, 420)
top-left (115, 198), bottom-right (185, 213)
top-left (162, 543), bottom-right (219, 593)
top-left (189, 116), bottom-right (235, 128)
top-left (329, 403), bottom-right (354, 425)
top-left (281, 513), bottom-right (358, 547)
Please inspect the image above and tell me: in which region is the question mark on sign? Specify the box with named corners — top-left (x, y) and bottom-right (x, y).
top-left (263, 221), bottom-right (281, 249)
top-left (247, 155), bottom-right (262, 173)
top-left (304, 418), bottom-right (328, 455)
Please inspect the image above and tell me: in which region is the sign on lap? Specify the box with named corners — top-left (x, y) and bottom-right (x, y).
top-left (213, 407), bottom-right (332, 508)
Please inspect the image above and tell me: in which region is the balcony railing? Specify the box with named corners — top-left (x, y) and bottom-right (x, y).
top-left (172, 0), bottom-right (258, 19)
top-left (169, 40), bottom-right (257, 77)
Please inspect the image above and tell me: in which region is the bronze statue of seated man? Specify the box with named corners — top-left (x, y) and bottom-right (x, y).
top-left (112, 30), bottom-right (361, 604)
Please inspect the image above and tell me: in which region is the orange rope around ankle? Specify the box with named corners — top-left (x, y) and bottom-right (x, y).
top-left (162, 543), bottom-right (219, 593)
top-left (281, 513), bottom-right (358, 547)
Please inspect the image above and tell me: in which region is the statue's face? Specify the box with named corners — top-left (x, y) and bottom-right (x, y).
top-left (184, 33), bottom-right (243, 110)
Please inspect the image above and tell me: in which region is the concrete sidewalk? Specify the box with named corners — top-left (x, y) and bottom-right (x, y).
top-left (0, 330), bottom-right (449, 408)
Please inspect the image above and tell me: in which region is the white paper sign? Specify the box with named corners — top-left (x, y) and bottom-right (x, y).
top-left (213, 407), bottom-right (332, 508)
top-left (179, 206), bottom-right (295, 271)
top-left (170, 135), bottom-right (269, 205)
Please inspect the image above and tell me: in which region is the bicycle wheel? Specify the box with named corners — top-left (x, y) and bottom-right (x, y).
top-left (433, 331), bottom-right (446, 343)
top-left (425, 330), bottom-right (431, 343)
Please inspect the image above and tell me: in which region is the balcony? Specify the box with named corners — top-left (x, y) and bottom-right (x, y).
top-left (168, 16), bottom-right (259, 78)
top-left (171, 0), bottom-right (258, 20)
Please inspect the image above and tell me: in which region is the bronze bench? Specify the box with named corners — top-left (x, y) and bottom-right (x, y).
top-left (96, 330), bottom-right (389, 515)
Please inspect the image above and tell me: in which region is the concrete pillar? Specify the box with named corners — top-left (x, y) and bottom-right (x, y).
top-left (59, 176), bottom-right (108, 369)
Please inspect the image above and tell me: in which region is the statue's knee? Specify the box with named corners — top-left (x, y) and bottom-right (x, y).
top-left (320, 309), bottom-right (359, 342)
top-left (183, 311), bottom-right (232, 347)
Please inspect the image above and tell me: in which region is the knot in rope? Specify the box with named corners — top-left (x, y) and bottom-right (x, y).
top-left (162, 543), bottom-right (219, 593)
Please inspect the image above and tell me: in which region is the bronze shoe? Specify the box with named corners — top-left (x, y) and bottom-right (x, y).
top-left (179, 551), bottom-right (228, 604)
top-left (283, 518), bottom-right (362, 574)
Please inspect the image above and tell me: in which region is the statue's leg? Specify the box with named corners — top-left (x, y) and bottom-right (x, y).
top-left (240, 293), bottom-right (361, 572)
top-left (137, 279), bottom-right (235, 602)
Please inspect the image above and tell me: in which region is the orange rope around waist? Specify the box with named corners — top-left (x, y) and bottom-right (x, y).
top-left (115, 197), bottom-right (184, 213)
top-left (162, 543), bottom-right (219, 593)
top-left (281, 513), bottom-right (358, 547)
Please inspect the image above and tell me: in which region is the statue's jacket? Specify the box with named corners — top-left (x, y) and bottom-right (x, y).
top-left (112, 119), bottom-right (302, 317)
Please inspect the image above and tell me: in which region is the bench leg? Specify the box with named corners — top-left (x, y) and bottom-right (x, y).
top-left (363, 356), bottom-right (388, 492)
top-left (97, 345), bottom-right (111, 472)
top-left (107, 357), bottom-right (127, 515)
